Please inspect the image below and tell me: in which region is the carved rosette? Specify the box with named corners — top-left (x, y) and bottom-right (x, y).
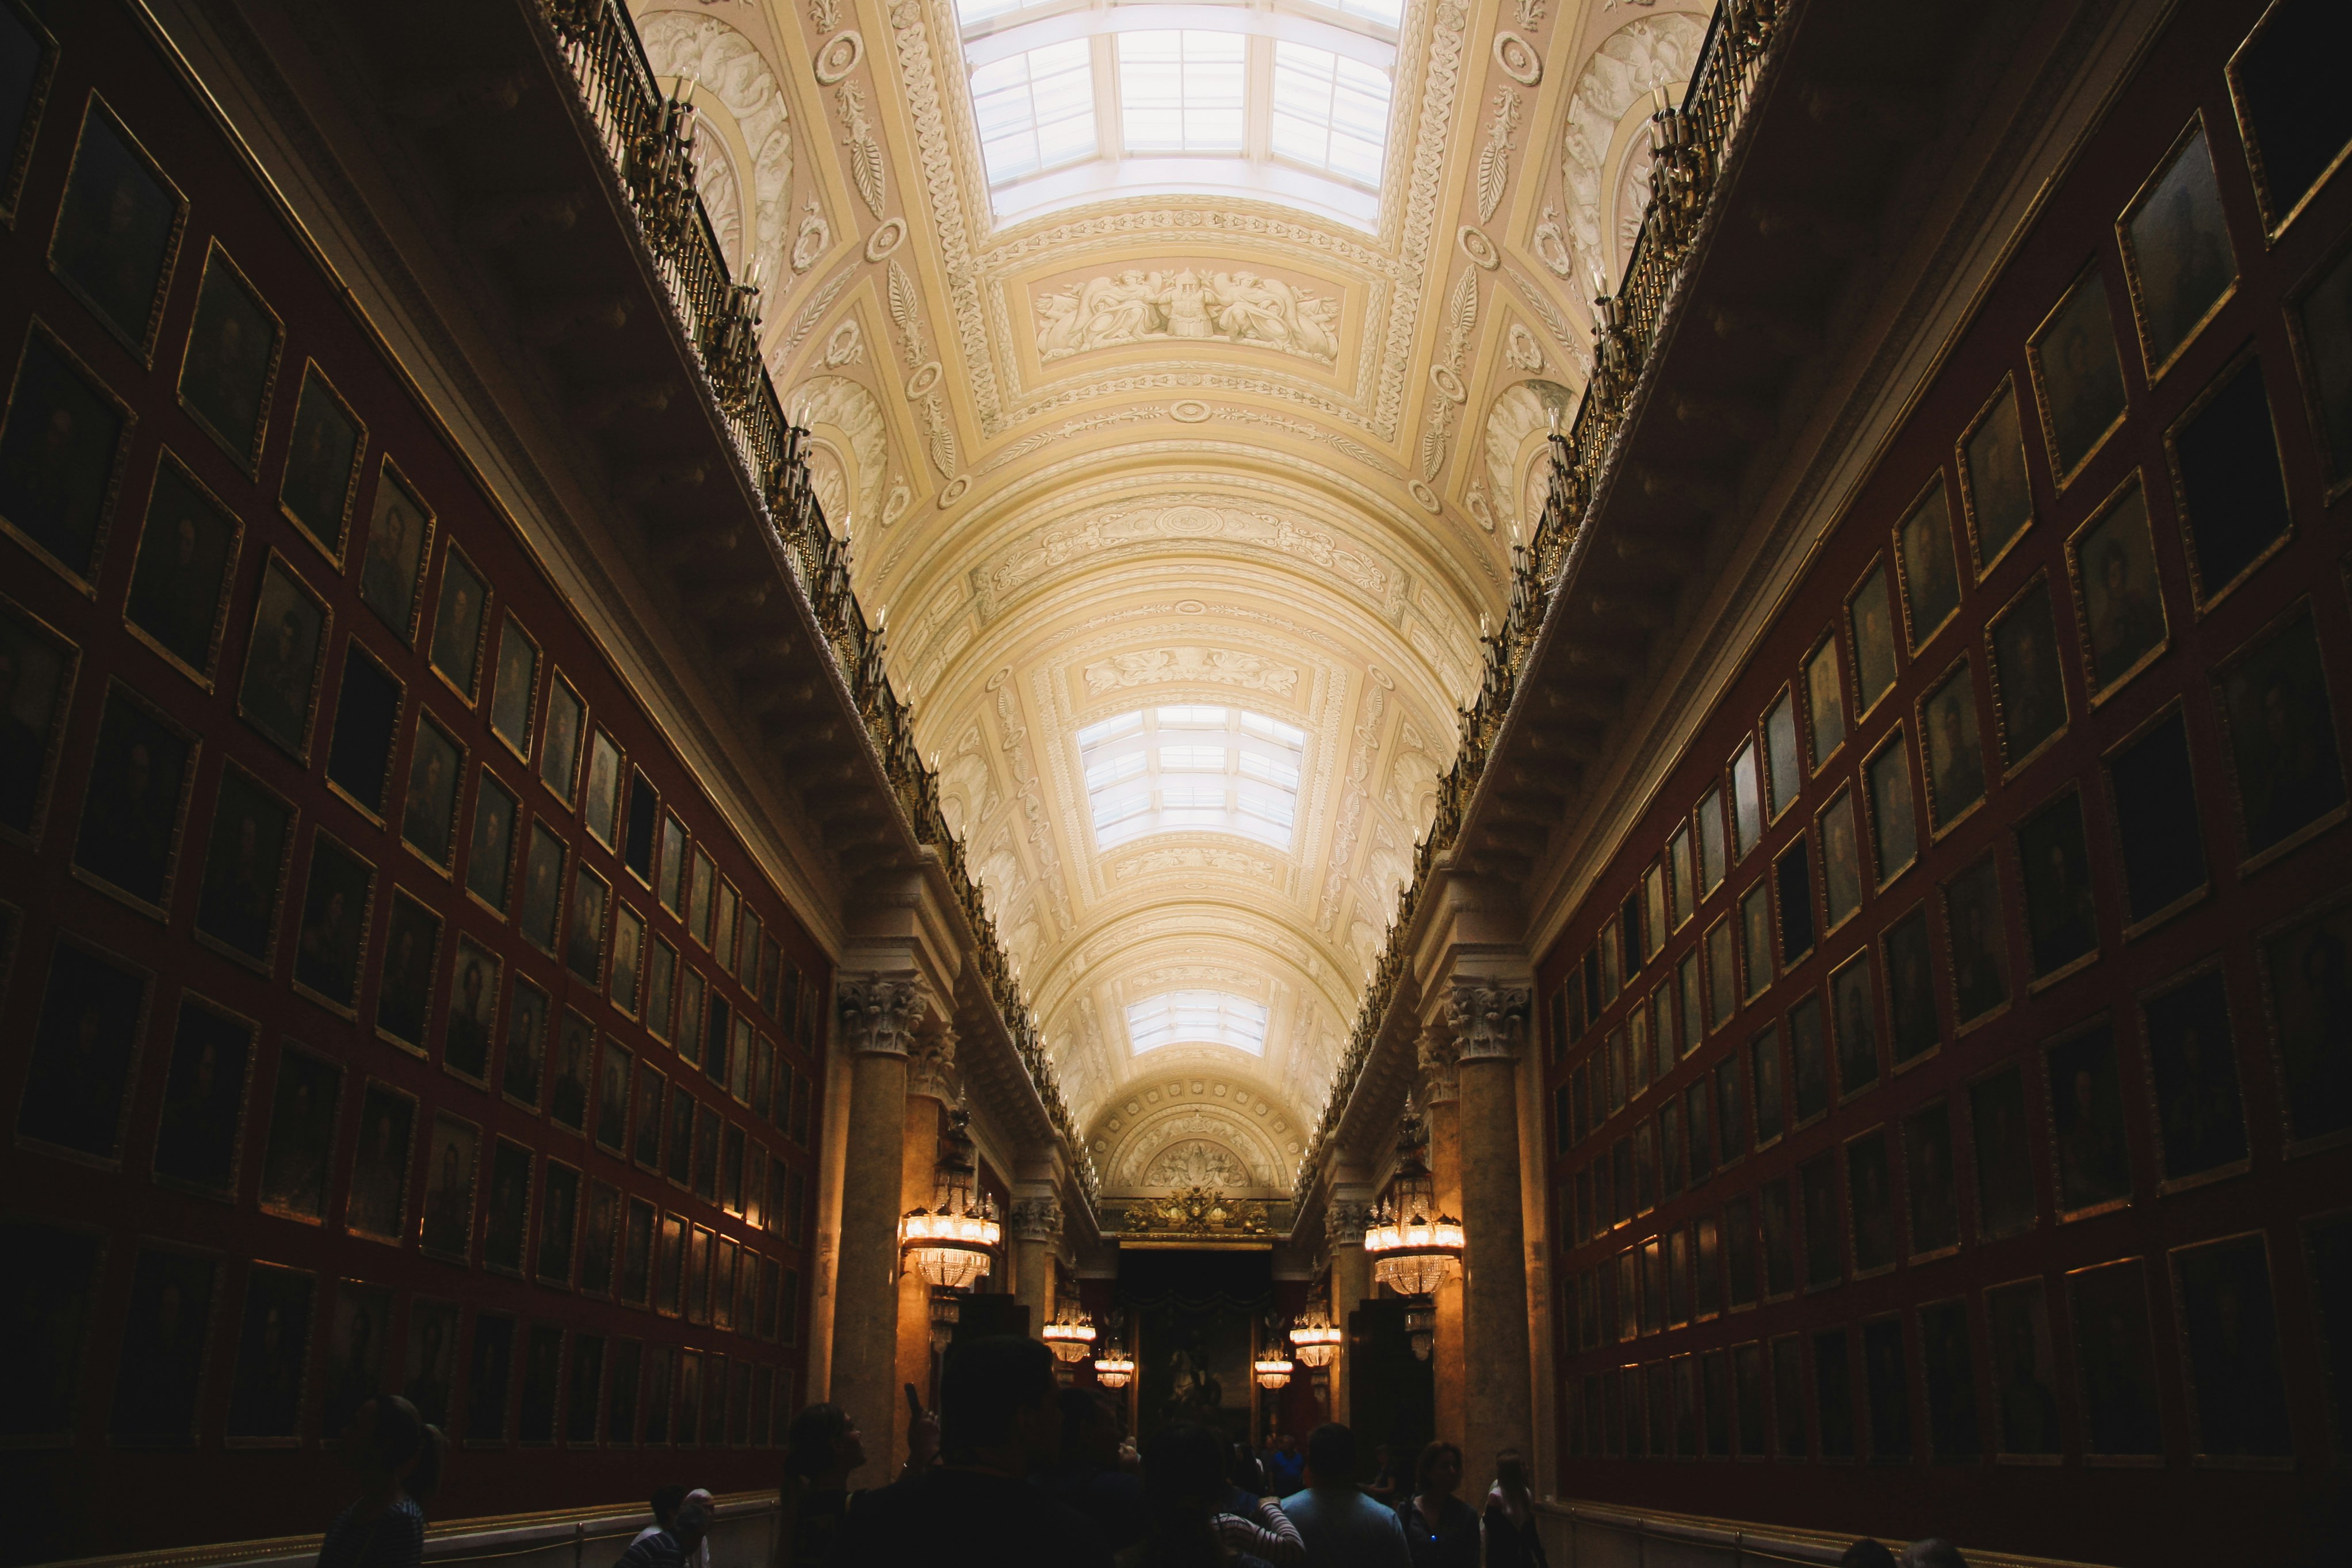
top-left (1008, 1197), bottom-right (1063, 1244)
top-left (907, 1027), bottom-right (958, 1102)
top-left (836, 974), bottom-right (928, 1057)
top-left (1447, 982), bottom-right (1532, 1062)
top-left (1325, 1198), bottom-right (1373, 1250)
top-left (1418, 1025), bottom-right (1462, 1104)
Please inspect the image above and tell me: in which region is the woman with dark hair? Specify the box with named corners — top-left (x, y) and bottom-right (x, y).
top-left (317, 1395), bottom-right (445, 1568)
top-left (1394, 1441), bottom-right (1477, 1568)
top-left (1481, 1450), bottom-right (1547, 1568)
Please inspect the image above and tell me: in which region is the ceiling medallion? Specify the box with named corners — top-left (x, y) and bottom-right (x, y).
top-left (865, 216), bottom-right (907, 261)
top-left (1458, 225), bottom-right (1501, 270)
top-left (1175, 599), bottom-right (1207, 615)
top-left (938, 474), bottom-right (971, 507)
top-left (1169, 399), bottom-right (1213, 423)
top-left (906, 359), bottom-right (942, 396)
top-left (814, 29), bottom-right (864, 85)
top-left (1408, 479), bottom-right (1441, 514)
top-left (1493, 31), bottom-right (1542, 86)
top-left (1429, 365), bottom-right (1468, 404)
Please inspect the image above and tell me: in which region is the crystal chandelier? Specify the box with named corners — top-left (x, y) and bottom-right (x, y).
top-left (1288, 1304), bottom-right (1343, 1370)
top-left (1042, 1305), bottom-right (1097, 1364)
top-left (900, 1108), bottom-right (1000, 1291)
top-left (1092, 1349), bottom-right (1135, 1389)
top-left (1253, 1352), bottom-right (1295, 1390)
top-left (1363, 1115), bottom-right (1463, 1299)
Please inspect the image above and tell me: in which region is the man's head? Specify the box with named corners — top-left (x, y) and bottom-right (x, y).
top-left (670, 1500), bottom-right (710, 1550)
top-left (1060, 1386), bottom-right (1119, 1466)
top-left (648, 1484), bottom-right (687, 1525)
top-left (1903, 1539), bottom-right (1966, 1568)
top-left (1303, 1421), bottom-right (1357, 1487)
top-left (938, 1334), bottom-right (1059, 1471)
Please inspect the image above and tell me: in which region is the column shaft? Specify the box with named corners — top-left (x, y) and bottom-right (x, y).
top-left (1013, 1234), bottom-right (1052, 1337)
top-left (1429, 1096), bottom-right (1466, 1454)
top-left (828, 1048), bottom-right (908, 1477)
top-left (894, 1095), bottom-right (942, 1464)
top-left (1330, 1240), bottom-right (1370, 1426)
top-left (1459, 1056), bottom-right (1533, 1499)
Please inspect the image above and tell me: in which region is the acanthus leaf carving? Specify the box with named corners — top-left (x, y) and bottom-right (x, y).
top-left (1446, 981), bottom-right (1531, 1062)
top-left (1475, 87), bottom-right (1521, 225)
top-left (835, 81), bottom-right (886, 219)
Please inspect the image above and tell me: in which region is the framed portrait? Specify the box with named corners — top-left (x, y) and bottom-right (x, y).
top-left (621, 1197), bottom-right (657, 1305)
top-left (580, 1181), bottom-right (621, 1298)
top-left (465, 1311), bottom-right (515, 1445)
top-left (108, 1245), bottom-right (218, 1448)
top-left (291, 828), bottom-right (374, 1015)
top-left (1705, 916), bottom-right (1735, 1031)
top-left (686, 1223), bottom-right (713, 1320)
top-left (320, 1280), bottom-right (393, 1436)
top-left (2302, 1213), bottom-right (2352, 1455)
top-left (323, 640), bottom-right (402, 822)
top-left (403, 1299), bottom-right (460, 1429)
top-left (1862, 1315), bottom-right (1910, 1461)
top-left (540, 672), bottom-right (586, 807)
top-left (625, 765), bottom-right (658, 885)
top-left (1894, 476), bottom-right (1962, 654)
top-left (713, 1236), bottom-right (740, 1326)
top-left (596, 1037), bottom-right (632, 1156)
top-left (518, 1324), bottom-right (562, 1444)
top-left (1768, 1333), bottom-right (1806, 1451)
top-left (501, 974), bottom-right (550, 1112)
top-left (1845, 1130), bottom-right (1895, 1276)
top-left (1986, 1277), bottom-right (2063, 1459)
top-left (47, 94), bottom-right (186, 361)
top-left (488, 613), bottom-right (538, 760)
top-left (642, 1338), bottom-right (674, 1438)
top-left (174, 240), bottom-right (282, 476)
top-left (418, 1111), bottom-right (480, 1262)
top-left (2067, 1257), bottom-right (2163, 1458)
top-left (1986, 572), bottom-right (2069, 775)
top-left (372, 888), bottom-right (442, 1057)
top-left (1901, 1099), bottom-right (1960, 1259)
top-left (2118, 114), bottom-right (2238, 381)
top-left (677, 966), bottom-right (706, 1068)
top-left (482, 1139), bottom-right (533, 1278)
top-left (1861, 728), bottom-right (1918, 890)
top-left (1803, 631), bottom-right (1845, 772)
top-left (666, 1088), bottom-right (695, 1185)
top-left (16, 932), bottom-right (150, 1165)
top-left (519, 819), bottom-right (565, 954)
top-left (611, 902), bottom-right (644, 1016)
top-left (345, 1080), bottom-right (416, 1244)
top-left (1967, 1059), bottom-right (2036, 1241)
top-left (608, 1338), bottom-right (643, 1439)
top-left (1642, 860), bottom-right (1668, 962)
top-left (1788, 993), bottom-right (1829, 1127)
top-left (646, 934), bottom-right (677, 1041)
top-left (125, 450), bottom-right (241, 686)
top-left (567, 863), bottom-right (609, 987)
top-left (1798, 1152), bottom-right (1841, 1291)
top-left (657, 809), bottom-right (688, 912)
top-left (358, 458), bottom-right (433, 644)
top-left (258, 1042), bottom-right (343, 1223)
top-left (427, 541), bottom-right (488, 704)
top-left (2015, 785), bottom-right (2099, 988)
top-left (1773, 837), bottom-right (1814, 967)
top-left (2139, 963), bottom-right (2246, 1191)
top-left (2103, 703), bottom-right (2208, 933)
top-left (1829, 952), bottom-right (1879, 1102)
top-left (0, 1220), bottom-right (103, 1445)
top-left (1762, 688), bottom-right (1802, 823)
top-left (1816, 789), bottom-right (1863, 934)
top-left (2257, 895), bottom-right (2352, 1151)
top-left (2064, 474), bottom-right (2169, 706)
top-left (550, 1008), bottom-right (593, 1134)
top-left (1729, 737), bottom-right (1764, 862)
top-left (440, 935), bottom-right (500, 1088)
top-left (1948, 846), bottom-right (2018, 1030)
top-left (2044, 1018), bottom-right (2132, 1220)
top-left (689, 846), bottom-right (717, 946)
top-left (1958, 376), bottom-right (2034, 578)
top-left (1881, 905), bottom-right (1940, 1069)
top-left (2212, 600), bottom-right (2346, 869)
top-left (151, 992), bottom-right (256, 1200)
top-left (584, 728), bottom-right (624, 850)
top-left (1696, 787), bottom-right (1727, 897)
top-left (536, 1158), bottom-right (580, 1286)
top-left (2287, 239), bottom-right (2352, 500)
top-left (399, 710), bottom-right (464, 873)
top-left (237, 549), bottom-right (330, 763)
top-left (222, 1260), bottom-right (315, 1448)
top-left (276, 362), bottom-right (364, 563)
top-left (0, 1), bottom-right (58, 227)
top-left (2225, 0), bottom-right (2352, 239)
top-left (71, 680), bottom-right (197, 916)
top-left (193, 759), bottom-right (295, 970)
top-left (465, 768), bottom-right (518, 917)
top-left (565, 1333), bottom-right (606, 1443)
top-left (633, 1067), bottom-right (666, 1171)
top-left (2166, 351), bottom-right (2293, 611)
top-left (721, 1122), bottom-right (748, 1211)
top-left (1738, 881), bottom-right (1772, 1000)
top-left (1918, 656), bottom-right (1986, 839)
top-left (2027, 263), bottom-right (2129, 488)
top-left (0, 320), bottom-right (134, 588)
top-left (2170, 1232), bottom-right (2293, 1462)
top-left (0, 591), bottom-right (78, 846)
top-left (1847, 560), bottom-right (1900, 720)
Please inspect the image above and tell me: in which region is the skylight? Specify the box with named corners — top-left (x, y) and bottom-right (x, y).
top-left (970, 39), bottom-right (1098, 184)
top-left (1126, 990), bottom-right (1270, 1055)
top-left (1078, 705), bottom-right (1307, 851)
top-left (1119, 32), bottom-right (1247, 154)
top-left (1269, 43), bottom-right (1390, 184)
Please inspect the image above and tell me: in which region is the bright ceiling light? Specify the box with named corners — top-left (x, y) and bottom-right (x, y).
top-left (1125, 989), bottom-right (1269, 1055)
top-left (1080, 705), bottom-right (1306, 852)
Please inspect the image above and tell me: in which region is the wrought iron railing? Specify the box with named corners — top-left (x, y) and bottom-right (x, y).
top-left (1298, 0), bottom-right (1785, 1200)
top-left (536, 0), bottom-right (1095, 1203)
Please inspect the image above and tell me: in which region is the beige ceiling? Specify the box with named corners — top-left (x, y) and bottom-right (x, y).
top-left (630, 0), bottom-right (1708, 1194)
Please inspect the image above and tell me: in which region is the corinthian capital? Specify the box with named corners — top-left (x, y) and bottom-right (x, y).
top-left (1325, 1198), bottom-right (1372, 1249)
top-left (1418, 1024), bottom-right (1462, 1105)
top-left (836, 974), bottom-right (928, 1057)
top-left (907, 1027), bottom-right (958, 1102)
top-left (1447, 980), bottom-right (1532, 1062)
top-left (1008, 1196), bottom-right (1063, 1242)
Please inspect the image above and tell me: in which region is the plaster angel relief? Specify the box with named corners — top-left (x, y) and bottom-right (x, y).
top-left (1081, 647), bottom-right (1300, 698)
top-left (638, 12), bottom-right (793, 284)
top-left (1560, 14), bottom-right (1704, 298)
top-left (1033, 269), bottom-right (1340, 367)
top-left (1139, 1140), bottom-right (1257, 1191)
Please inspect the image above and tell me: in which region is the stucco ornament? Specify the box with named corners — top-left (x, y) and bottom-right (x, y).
top-left (1447, 981), bottom-right (1531, 1061)
top-left (638, 12), bottom-right (793, 284)
top-left (1081, 647), bottom-right (1299, 698)
top-left (1033, 269), bottom-right (1341, 366)
top-left (1561, 14), bottom-right (1704, 300)
top-left (837, 974), bottom-right (928, 1055)
top-left (1483, 379), bottom-right (1576, 531)
top-left (786, 374), bottom-right (890, 527)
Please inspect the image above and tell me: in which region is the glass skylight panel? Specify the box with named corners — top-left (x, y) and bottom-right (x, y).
top-left (957, 0), bottom-right (1056, 26)
top-left (1324, 0), bottom-right (1404, 28)
top-left (1118, 32), bottom-right (1248, 154)
top-left (970, 39), bottom-right (1097, 185)
top-left (1126, 990), bottom-right (1269, 1055)
top-left (1077, 705), bottom-right (1306, 852)
top-left (1268, 43), bottom-right (1390, 186)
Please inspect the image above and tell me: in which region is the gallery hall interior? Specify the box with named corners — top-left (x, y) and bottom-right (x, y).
top-left (2, 0), bottom-right (2350, 1563)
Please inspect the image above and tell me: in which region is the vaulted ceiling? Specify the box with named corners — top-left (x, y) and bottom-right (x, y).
top-left (629, 0), bottom-right (1709, 1195)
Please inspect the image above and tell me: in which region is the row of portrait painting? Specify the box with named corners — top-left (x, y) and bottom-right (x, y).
top-left (1564, 1217), bottom-right (2351, 1464)
top-left (4, 1216), bottom-right (800, 1450)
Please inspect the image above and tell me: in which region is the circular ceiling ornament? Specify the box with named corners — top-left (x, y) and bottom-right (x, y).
top-left (1175, 599), bottom-right (1208, 615)
top-left (864, 216), bottom-right (907, 261)
top-left (882, 481), bottom-right (912, 525)
top-left (1466, 488), bottom-right (1496, 532)
top-left (938, 474), bottom-right (971, 507)
top-left (814, 30), bottom-right (863, 84)
top-left (1493, 31), bottom-right (1542, 86)
top-left (1370, 664), bottom-right (1396, 689)
top-left (1429, 364), bottom-right (1468, 404)
top-left (1169, 398), bottom-right (1213, 423)
top-left (1408, 479), bottom-right (1442, 514)
top-left (1458, 225), bottom-right (1501, 270)
top-left (905, 359), bottom-right (942, 397)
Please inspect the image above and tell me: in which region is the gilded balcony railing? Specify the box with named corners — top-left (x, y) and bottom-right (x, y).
top-left (1299, 0), bottom-right (1783, 1201)
top-left (537, 0), bottom-right (1095, 1203)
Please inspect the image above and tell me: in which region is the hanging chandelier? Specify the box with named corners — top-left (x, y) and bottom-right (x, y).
top-left (1092, 1349), bottom-right (1135, 1389)
top-left (1253, 1352), bottom-right (1295, 1390)
top-left (900, 1108), bottom-right (1000, 1291)
top-left (1042, 1305), bottom-right (1098, 1364)
top-left (1363, 1116), bottom-right (1463, 1299)
top-left (1288, 1304), bottom-right (1343, 1369)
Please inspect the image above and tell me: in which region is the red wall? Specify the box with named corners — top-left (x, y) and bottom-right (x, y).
top-left (0, 2), bottom-right (827, 1557)
top-left (1537, 2), bottom-right (2351, 1562)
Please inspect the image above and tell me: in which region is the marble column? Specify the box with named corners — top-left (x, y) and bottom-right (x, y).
top-left (1450, 980), bottom-right (1533, 1501)
top-left (827, 974), bottom-right (928, 1481)
top-left (1009, 1194), bottom-right (1062, 1341)
top-left (1420, 1023), bottom-right (1466, 1455)
top-left (895, 1027), bottom-right (956, 1456)
top-left (1324, 1191), bottom-right (1371, 1426)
